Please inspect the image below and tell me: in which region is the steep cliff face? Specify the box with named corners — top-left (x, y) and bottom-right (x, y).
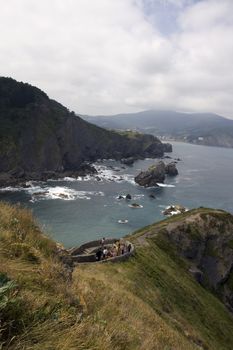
top-left (0, 78), bottom-right (169, 181)
top-left (132, 208), bottom-right (233, 311)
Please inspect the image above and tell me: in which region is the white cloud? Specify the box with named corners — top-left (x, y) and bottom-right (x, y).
top-left (0, 0), bottom-right (233, 118)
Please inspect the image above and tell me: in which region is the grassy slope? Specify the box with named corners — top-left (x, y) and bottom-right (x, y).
top-left (1, 203), bottom-right (233, 349)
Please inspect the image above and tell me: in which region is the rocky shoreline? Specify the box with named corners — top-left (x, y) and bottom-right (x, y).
top-left (0, 146), bottom-right (174, 188)
top-left (0, 163), bottom-right (98, 188)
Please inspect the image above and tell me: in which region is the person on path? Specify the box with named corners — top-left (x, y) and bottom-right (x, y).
top-left (117, 242), bottom-right (121, 256)
top-left (103, 247), bottom-right (108, 259)
top-left (101, 237), bottom-right (106, 247)
top-left (96, 248), bottom-right (102, 261)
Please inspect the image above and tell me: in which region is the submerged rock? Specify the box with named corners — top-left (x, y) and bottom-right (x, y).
top-left (129, 203), bottom-right (143, 208)
top-left (58, 193), bottom-right (69, 199)
top-left (134, 161), bottom-right (165, 187)
top-left (118, 195), bottom-right (124, 199)
top-left (33, 191), bottom-right (49, 196)
top-left (120, 157), bottom-right (134, 165)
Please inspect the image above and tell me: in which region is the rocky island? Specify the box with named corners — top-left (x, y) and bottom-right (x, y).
top-left (0, 78), bottom-right (171, 187)
top-left (135, 160), bottom-right (178, 187)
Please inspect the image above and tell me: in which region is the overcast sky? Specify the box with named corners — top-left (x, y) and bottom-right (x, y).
top-left (1, 0), bottom-right (233, 118)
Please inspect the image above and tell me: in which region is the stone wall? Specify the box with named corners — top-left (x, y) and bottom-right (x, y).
top-left (70, 238), bottom-right (134, 264)
top-left (70, 238), bottom-right (117, 255)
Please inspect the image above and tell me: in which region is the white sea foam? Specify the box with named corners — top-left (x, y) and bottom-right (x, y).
top-left (30, 187), bottom-right (105, 201)
top-left (51, 175), bottom-right (93, 182)
top-left (121, 174), bottom-right (135, 185)
top-left (118, 219), bottom-right (129, 224)
top-left (0, 182), bottom-right (104, 202)
top-left (133, 194), bottom-right (144, 199)
top-left (0, 186), bottom-right (24, 192)
top-left (116, 193), bottom-right (144, 200)
top-left (63, 177), bottom-right (77, 182)
top-left (93, 164), bottom-right (135, 184)
top-left (161, 205), bottom-right (188, 216)
top-left (157, 183), bottom-right (175, 188)
top-left (30, 163), bottom-right (137, 185)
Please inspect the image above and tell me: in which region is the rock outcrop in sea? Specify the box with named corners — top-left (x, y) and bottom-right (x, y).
top-left (165, 162), bottom-right (178, 176)
top-left (134, 161), bottom-right (164, 187)
top-left (135, 161), bottom-right (178, 187)
top-left (120, 157), bottom-right (134, 165)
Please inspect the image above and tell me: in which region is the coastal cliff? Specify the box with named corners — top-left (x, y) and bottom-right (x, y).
top-left (1, 203), bottom-right (233, 349)
top-left (0, 78), bottom-right (170, 186)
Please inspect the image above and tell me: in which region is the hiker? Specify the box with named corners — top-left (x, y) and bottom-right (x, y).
top-left (117, 241), bottom-right (121, 256)
top-left (100, 237), bottom-right (106, 247)
top-left (121, 243), bottom-right (125, 255)
top-left (111, 244), bottom-right (117, 257)
top-left (103, 247), bottom-right (108, 259)
top-left (107, 249), bottom-right (113, 258)
top-left (96, 248), bottom-right (102, 261)
top-left (127, 243), bottom-right (132, 253)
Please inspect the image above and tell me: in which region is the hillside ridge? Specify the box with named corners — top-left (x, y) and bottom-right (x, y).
top-left (1, 203), bottom-right (233, 349)
top-left (0, 78), bottom-right (171, 186)
top-left (83, 109), bottom-right (233, 148)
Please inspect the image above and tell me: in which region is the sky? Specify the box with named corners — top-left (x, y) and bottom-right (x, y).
top-left (1, 0), bottom-right (233, 118)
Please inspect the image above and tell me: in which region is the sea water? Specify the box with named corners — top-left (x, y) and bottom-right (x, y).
top-left (0, 142), bottom-right (233, 247)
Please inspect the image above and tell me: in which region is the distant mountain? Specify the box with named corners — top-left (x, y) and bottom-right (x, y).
top-left (83, 110), bottom-right (233, 148)
top-left (0, 78), bottom-right (170, 186)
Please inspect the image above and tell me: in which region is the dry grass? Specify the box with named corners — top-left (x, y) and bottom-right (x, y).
top-left (72, 265), bottom-right (197, 350)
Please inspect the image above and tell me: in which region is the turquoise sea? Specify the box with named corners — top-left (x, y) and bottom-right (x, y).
top-left (1, 142), bottom-right (233, 247)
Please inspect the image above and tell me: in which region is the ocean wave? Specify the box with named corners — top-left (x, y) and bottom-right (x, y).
top-left (34, 163), bottom-right (137, 185)
top-left (157, 183), bottom-right (175, 188)
top-left (118, 219), bottom-right (129, 224)
top-left (0, 182), bottom-right (104, 202)
top-left (93, 165), bottom-right (135, 184)
top-left (31, 187), bottom-right (105, 202)
top-left (116, 193), bottom-right (144, 201)
top-left (48, 175), bottom-right (93, 182)
top-left (0, 186), bottom-right (24, 192)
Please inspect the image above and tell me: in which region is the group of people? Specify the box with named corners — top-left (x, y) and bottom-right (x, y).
top-left (96, 237), bottom-right (132, 261)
